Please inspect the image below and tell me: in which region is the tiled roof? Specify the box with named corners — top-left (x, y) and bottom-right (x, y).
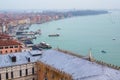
top-left (0, 40), bottom-right (21, 46)
top-left (0, 33), bottom-right (11, 39)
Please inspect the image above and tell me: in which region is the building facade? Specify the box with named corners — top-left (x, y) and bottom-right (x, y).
top-left (0, 33), bottom-right (22, 54)
top-left (0, 50), bottom-right (40, 80)
top-left (0, 63), bottom-right (37, 80)
top-left (37, 61), bottom-right (72, 80)
top-left (0, 40), bottom-right (22, 54)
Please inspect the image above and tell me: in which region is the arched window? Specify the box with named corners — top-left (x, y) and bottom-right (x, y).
top-left (0, 51), bottom-right (2, 54)
top-left (5, 50), bottom-right (8, 53)
top-left (0, 47), bottom-right (3, 49)
top-left (15, 50), bottom-right (17, 52)
top-left (44, 77), bottom-right (48, 80)
top-left (10, 50), bottom-right (12, 53)
top-left (51, 74), bottom-right (55, 79)
top-left (32, 67), bottom-right (34, 74)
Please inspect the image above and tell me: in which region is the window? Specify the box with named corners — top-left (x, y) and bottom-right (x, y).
top-left (51, 74), bottom-right (55, 79)
top-left (11, 72), bottom-right (13, 79)
top-left (10, 46), bottom-right (13, 48)
top-left (15, 50), bottom-right (17, 52)
top-left (26, 69), bottom-right (28, 76)
top-left (6, 73), bottom-right (8, 79)
top-left (32, 68), bottom-right (34, 74)
top-left (44, 77), bottom-right (48, 80)
top-left (0, 47), bottom-right (3, 49)
top-left (0, 74), bottom-right (1, 80)
top-left (0, 51), bottom-right (2, 54)
top-left (10, 50), bottom-right (12, 53)
top-left (14, 46), bottom-right (18, 48)
top-left (20, 70), bottom-right (22, 76)
top-left (60, 78), bottom-right (66, 80)
top-left (5, 50), bottom-right (8, 53)
top-left (45, 70), bottom-right (47, 75)
top-left (5, 46), bottom-right (8, 49)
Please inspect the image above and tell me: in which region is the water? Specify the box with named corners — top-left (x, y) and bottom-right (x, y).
top-left (28, 11), bottom-right (120, 66)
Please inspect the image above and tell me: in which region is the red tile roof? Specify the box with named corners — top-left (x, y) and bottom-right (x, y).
top-left (0, 40), bottom-right (21, 46)
top-left (0, 33), bottom-right (11, 39)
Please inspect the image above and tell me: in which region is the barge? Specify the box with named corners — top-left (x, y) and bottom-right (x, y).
top-left (48, 33), bottom-right (60, 37)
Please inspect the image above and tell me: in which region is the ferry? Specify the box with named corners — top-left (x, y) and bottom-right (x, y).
top-left (37, 42), bottom-right (52, 49)
top-left (48, 33), bottom-right (60, 37)
top-left (22, 32), bottom-right (35, 35)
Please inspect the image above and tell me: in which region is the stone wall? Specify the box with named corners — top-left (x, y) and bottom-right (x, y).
top-left (37, 61), bottom-right (72, 80)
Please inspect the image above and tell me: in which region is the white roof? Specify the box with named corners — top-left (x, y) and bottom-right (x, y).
top-left (0, 49), bottom-right (120, 80)
top-left (0, 50), bottom-right (42, 68)
top-left (39, 50), bottom-right (120, 80)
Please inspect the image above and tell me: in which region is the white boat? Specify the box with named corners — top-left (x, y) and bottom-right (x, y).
top-left (37, 42), bottom-right (52, 49)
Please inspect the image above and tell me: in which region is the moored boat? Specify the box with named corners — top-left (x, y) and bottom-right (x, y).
top-left (37, 42), bottom-right (52, 49)
top-left (101, 50), bottom-right (107, 53)
top-left (48, 33), bottom-right (60, 37)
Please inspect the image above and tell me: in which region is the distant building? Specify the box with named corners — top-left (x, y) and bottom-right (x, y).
top-left (0, 33), bottom-right (32, 54)
top-left (2, 24), bottom-right (6, 33)
top-left (0, 49), bottom-right (120, 80)
top-left (0, 23), bottom-right (2, 33)
top-left (0, 39), bottom-right (22, 54)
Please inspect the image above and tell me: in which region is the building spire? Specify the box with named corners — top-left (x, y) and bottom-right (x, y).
top-left (88, 48), bottom-right (94, 61)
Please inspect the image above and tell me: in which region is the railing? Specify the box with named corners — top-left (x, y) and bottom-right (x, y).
top-left (56, 48), bottom-right (84, 58)
top-left (56, 48), bottom-right (120, 70)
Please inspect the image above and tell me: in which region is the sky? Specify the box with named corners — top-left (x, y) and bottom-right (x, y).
top-left (0, 0), bottom-right (120, 10)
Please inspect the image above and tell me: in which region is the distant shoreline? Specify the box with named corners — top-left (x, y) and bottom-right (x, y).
top-left (4, 10), bottom-right (108, 35)
top-left (31, 10), bottom-right (109, 24)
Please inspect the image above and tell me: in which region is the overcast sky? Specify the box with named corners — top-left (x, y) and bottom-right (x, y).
top-left (0, 0), bottom-right (120, 10)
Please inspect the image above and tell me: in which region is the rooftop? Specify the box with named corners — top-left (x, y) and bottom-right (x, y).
top-left (0, 33), bottom-right (11, 40)
top-left (39, 50), bottom-right (120, 80)
top-left (0, 39), bottom-right (21, 46)
top-left (0, 50), bottom-right (42, 68)
top-left (0, 49), bottom-right (120, 80)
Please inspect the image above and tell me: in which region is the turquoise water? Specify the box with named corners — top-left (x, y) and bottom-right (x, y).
top-left (28, 11), bottom-right (120, 66)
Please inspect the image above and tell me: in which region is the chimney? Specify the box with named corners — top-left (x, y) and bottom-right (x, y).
top-left (11, 56), bottom-right (16, 62)
top-left (28, 57), bottom-right (30, 62)
top-left (26, 56), bottom-right (31, 62)
top-left (9, 55), bottom-right (17, 62)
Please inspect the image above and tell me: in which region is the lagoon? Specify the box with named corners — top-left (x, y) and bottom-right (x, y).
top-left (28, 11), bottom-right (120, 66)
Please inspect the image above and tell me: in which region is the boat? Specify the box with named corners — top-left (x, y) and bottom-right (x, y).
top-left (48, 33), bottom-right (60, 37)
top-left (57, 28), bottom-right (61, 30)
top-left (37, 42), bottom-right (52, 49)
top-left (34, 29), bottom-right (41, 35)
top-left (112, 39), bottom-right (116, 40)
top-left (22, 32), bottom-right (35, 35)
top-left (101, 50), bottom-right (107, 53)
